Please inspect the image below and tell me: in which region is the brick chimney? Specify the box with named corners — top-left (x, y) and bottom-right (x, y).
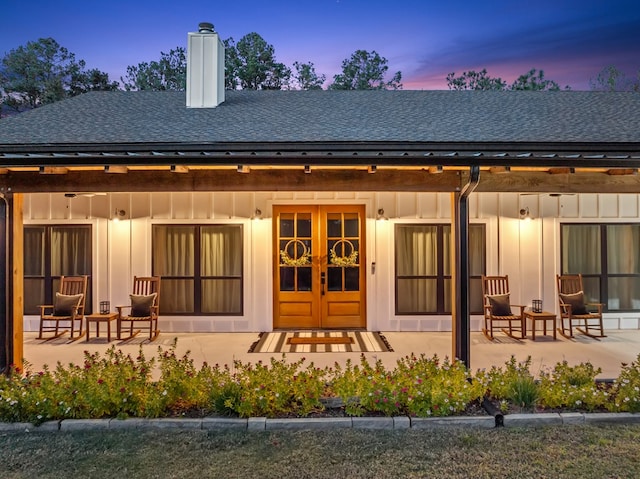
top-left (186, 22), bottom-right (225, 108)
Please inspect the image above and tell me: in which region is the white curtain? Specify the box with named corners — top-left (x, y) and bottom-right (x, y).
top-left (153, 225), bottom-right (242, 314)
top-left (201, 226), bottom-right (242, 314)
top-left (607, 225), bottom-right (640, 309)
top-left (153, 226), bottom-right (195, 313)
top-left (396, 226), bottom-right (438, 313)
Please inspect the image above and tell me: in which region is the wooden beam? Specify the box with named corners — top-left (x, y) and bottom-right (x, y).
top-left (489, 166), bottom-right (510, 174)
top-left (472, 171), bottom-right (640, 193)
top-left (0, 169), bottom-right (463, 193)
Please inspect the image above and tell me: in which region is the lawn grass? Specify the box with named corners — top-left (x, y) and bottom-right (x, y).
top-left (2, 424), bottom-right (640, 478)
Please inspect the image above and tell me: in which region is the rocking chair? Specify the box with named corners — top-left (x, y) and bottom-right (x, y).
top-left (481, 275), bottom-right (526, 340)
top-left (38, 275), bottom-right (88, 341)
top-left (117, 276), bottom-right (161, 341)
top-left (557, 274), bottom-right (606, 339)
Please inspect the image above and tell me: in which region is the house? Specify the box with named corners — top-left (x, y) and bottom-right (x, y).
top-left (1, 24), bottom-right (640, 371)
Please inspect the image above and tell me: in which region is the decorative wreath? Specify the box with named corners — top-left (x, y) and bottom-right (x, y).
top-left (280, 239), bottom-right (312, 267)
top-left (330, 239), bottom-right (359, 267)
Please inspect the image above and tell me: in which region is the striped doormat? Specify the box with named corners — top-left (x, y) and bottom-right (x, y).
top-left (248, 331), bottom-right (393, 353)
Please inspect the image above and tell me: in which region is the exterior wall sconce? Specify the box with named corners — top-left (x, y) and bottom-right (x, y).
top-left (113, 208), bottom-right (126, 220)
top-left (519, 207), bottom-right (531, 220)
top-left (368, 165), bottom-right (377, 174)
top-left (304, 165), bottom-right (311, 174)
top-left (376, 208), bottom-right (388, 220)
top-left (237, 164), bottom-right (250, 173)
top-left (253, 208), bottom-right (262, 220)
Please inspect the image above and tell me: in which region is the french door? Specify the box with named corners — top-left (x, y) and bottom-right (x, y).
top-left (273, 205), bottom-right (366, 329)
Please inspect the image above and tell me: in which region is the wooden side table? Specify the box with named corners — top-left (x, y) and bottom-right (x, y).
top-left (85, 313), bottom-right (118, 342)
top-left (524, 311), bottom-right (557, 340)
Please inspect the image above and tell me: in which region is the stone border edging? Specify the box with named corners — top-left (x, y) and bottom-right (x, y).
top-left (1, 412), bottom-right (639, 433)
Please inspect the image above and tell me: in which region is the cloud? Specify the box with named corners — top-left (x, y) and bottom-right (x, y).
top-left (409, 13), bottom-right (640, 89)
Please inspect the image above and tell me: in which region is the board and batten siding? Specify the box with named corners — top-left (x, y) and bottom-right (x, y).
top-left (21, 192), bottom-right (640, 333)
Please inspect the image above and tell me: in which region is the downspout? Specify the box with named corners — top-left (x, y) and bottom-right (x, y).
top-left (453, 166), bottom-right (480, 368)
top-left (0, 193), bottom-right (10, 374)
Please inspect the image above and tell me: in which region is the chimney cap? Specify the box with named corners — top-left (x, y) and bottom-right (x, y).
top-left (198, 22), bottom-right (215, 33)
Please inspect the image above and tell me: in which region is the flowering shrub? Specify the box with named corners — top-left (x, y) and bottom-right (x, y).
top-left (1, 345), bottom-right (640, 423)
top-left (537, 361), bottom-right (609, 411)
top-left (224, 355), bottom-right (328, 418)
top-left (609, 353), bottom-right (640, 413)
top-left (483, 356), bottom-right (539, 410)
top-left (330, 354), bottom-right (484, 417)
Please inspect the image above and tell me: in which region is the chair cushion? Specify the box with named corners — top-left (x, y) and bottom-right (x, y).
top-left (488, 294), bottom-right (512, 316)
top-left (560, 291), bottom-right (588, 315)
top-left (130, 293), bottom-right (157, 317)
top-left (53, 292), bottom-right (83, 316)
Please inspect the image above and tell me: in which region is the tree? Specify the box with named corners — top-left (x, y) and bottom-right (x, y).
top-left (70, 68), bottom-right (119, 96)
top-left (329, 50), bottom-right (402, 90)
top-left (509, 68), bottom-right (566, 91)
top-left (446, 69), bottom-right (506, 90)
top-left (121, 48), bottom-right (186, 91)
top-left (0, 37), bottom-right (117, 113)
top-left (590, 65), bottom-right (640, 92)
top-left (224, 33), bottom-right (291, 90)
top-left (292, 61), bottom-right (326, 90)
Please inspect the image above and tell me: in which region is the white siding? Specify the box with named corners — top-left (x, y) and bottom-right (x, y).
top-left (22, 191), bottom-right (640, 333)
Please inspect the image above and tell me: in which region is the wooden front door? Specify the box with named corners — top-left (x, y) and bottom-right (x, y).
top-left (273, 205), bottom-right (366, 329)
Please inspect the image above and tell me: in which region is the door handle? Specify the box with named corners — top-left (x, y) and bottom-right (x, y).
top-left (320, 272), bottom-right (326, 296)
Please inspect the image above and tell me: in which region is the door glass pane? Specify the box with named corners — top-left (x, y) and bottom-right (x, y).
top-left (343, 214), bottom-right (359, 237)
top-left (327, 213), bottom-right (342, 237)
top-left (328, 267), bottom-right (342, 291)
top-left (345, 267), bottom-right (359, 291)
top-left (297, 214), bottom-right (311, 238)
top-left (581, 277), bottom-right (600, 303)
top-left (297, 267), bottom-right (312, 291)
top-left (280, 267), bottom-right (295, 291)
top-left (280, 214), bottom-right (294, 237)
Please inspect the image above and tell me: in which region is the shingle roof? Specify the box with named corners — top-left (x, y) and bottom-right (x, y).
top-left (1, 90), bottom-right (639, 147)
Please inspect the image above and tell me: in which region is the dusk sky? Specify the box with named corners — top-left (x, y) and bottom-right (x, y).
top-left (2, 0), bottom-right (639, 90)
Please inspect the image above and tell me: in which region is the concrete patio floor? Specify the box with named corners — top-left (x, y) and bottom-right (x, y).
top-left (19, 329), bottom-right (640, 380)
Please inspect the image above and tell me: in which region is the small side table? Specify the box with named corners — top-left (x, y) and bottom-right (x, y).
top-left (86, 313), bottom-right (118, 342)
top-left (524, 311), bottom-right (557, 340)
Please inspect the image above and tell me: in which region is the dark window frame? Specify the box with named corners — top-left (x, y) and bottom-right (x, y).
top-left (23, 224), bottom-right (93, 315)
top-left (560, 222), bottom-right (640, 312)
top-left (152, 224), bottom-right (244, 316)
top-left (394, 223), bottom-right (486, 315)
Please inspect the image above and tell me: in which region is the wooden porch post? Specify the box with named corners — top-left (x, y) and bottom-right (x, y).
top-left (0, 192), bottom-right (23, 374)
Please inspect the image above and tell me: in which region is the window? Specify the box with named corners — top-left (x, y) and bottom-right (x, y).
top-left (395, 224), bottom-right (485, 315)
top-left (24, 225), bottom-right (92, 315)
top-left (561, 223), bottom-right (640, 311)
top-left (152, 225), bottom-right (243, 315)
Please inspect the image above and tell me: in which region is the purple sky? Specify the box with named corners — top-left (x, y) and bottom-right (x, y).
top-left (2, 0), bottom-right (639, 90)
